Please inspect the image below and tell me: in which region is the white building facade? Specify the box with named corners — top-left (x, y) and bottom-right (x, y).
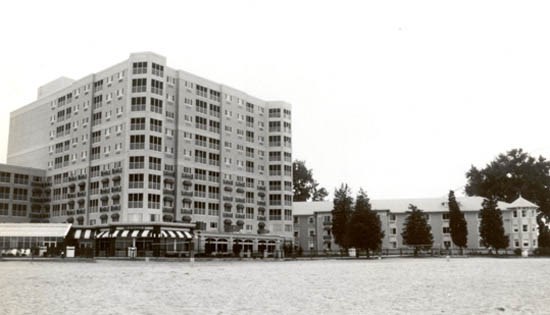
top-left (293, 196), bottom-right (539, 254)
top-left (6, 52), bottom-right (294, 251)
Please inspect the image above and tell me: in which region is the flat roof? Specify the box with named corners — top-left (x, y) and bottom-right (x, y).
top-left (0, 223), bottom-right (72, 237)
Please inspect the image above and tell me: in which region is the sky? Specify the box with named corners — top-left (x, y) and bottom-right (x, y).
top-left (1, 0), bottom-right (550, 200)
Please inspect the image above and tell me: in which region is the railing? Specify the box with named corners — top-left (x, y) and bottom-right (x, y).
top-left (111, 186), bottom-right (122, 193)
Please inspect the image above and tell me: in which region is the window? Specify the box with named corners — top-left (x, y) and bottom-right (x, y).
top-left (149, 136), bottom-right (162, 151)
top-left (443, 227), bottom-right (451, 234)
top-left (14, 174), bottom-right (29, 185)
top-left (149, 157), bottom-right (161, 170)
top-left (269, 209), bottom-right (282, 221)
top-left (442, 213), bottom-right (450, 220)
top-left (151, 79), bottom-right (163, 95)
top-left (128, 174), bottom-right (144, 189)
top-left (128, 193), bottom-right (143, 208)
top-left (196, 116), bottom-right (207, 130)
top-left (130, 118), bottom-right (145, 130)
top-left (0, 172), bottom-right (9, 183)
top-left (148, 194), bottom-right (160, 209)
top-left (523, 225), bottom-right (528, 232)
top-left (12, 204), bottom-right (27, 216)
top-left (132, 78), bottom-right (147, 93)
top-left (130, 135), bottom-right (145, 150)
top-left (131, 97), bottom-right (146, 111)
top-left (150, 118), bottom-right (162, 133)
top-left (208, 203), bottom-right (219, 216)
top-left (195, 99), bottom-right (207, 114)
top-left (129, 156), bottom-right (144, 169)
top-left (269, 108), bottom-right (281, 118)
top-left (150, 98), bottom-right (163, 114)
top-left (196, 84), bottom-right (208, 98)
top-left (148, 174), bottom-right (161, 190)
top-left (133, 62), bottom-right (147, 74)
top-left (152, 63), bottom-right (164, 77)
top-left (0, 203), bottom-right (8, 216)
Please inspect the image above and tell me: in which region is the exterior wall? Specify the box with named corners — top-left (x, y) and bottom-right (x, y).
top-left (0, 164), bottom-right (48, 223)
top-left (293, 198), bottom-right (540, 254)
top-left (7, 101), bottom-right (51, 168)
top-left (5, 52), bottom-right (293, 242)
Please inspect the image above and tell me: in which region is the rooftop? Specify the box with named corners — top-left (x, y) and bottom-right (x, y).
top-left (293, 196), bottom-right (537, 216)
top-left (0, 223), bottom-right (72, 237)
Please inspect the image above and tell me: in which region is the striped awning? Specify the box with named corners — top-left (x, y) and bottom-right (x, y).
top-left (96, 231), bottom-right (110, 238)
top-left (72, 229), bottom-right (93, 240)
top-left (159, 230), bottom-right (192, 239)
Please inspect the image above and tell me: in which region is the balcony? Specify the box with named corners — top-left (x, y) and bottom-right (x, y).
top-left (100, 206), bottom-right (110, 212)
top-left (257, 186), bottom-right (266, 191)
top-left (257, 201), bottom-right (266, 206)
top-left (181, 209), bottom-right (193, 214)
top-left (112, 167), bottom-right (123, 174)
top-left (235, 198), bottom-right (245, 203)
top-left (323, 221), bottom-right (332, 226)
top-left (77, 191), bottom-right (86, 197)
top-left (163, 189), bottom-right (174, 195)
top-left (77, 174), bottom-right (87, 180)
top-left (77, 208), bottom-right (86, 215)
top-left (223, 213), bottom-right (233, 218)
top-left (235, 213), bottom-right (245, 219)
top-left (163, 207), bottom-right (174, 213)
top-left (163, 170), bottom-right (176, 177)
top-left (257, 215), bottom-right (266, 221)
top-left (181, 191), bottom-right (193, 197)
top-left (323, 235), bottom-right (332, 241)
top-left (100, 188), bottom-right (111, 194)
top-left (111, 205), bottom-right (121, 211)
top-left (223, 180), bottom-right (233, 185)
top-left (111, 186), bottom-right (122, 193)
top-left (235, 182), bottom-right (245, 187)
top-left (182, 173), bottom-right (193, 180)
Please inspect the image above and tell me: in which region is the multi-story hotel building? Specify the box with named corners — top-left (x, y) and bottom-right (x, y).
top-left (293, 196), bottom-right (539, 254)
top-left (3, 52), bottom-right (293, 255)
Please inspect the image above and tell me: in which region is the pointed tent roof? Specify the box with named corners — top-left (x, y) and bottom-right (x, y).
top-left (506, 195), bottom-right (538, 209)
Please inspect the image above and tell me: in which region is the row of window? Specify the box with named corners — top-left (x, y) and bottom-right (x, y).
top-left (0, 203), bottom-right (27, 216)
top-left (0, 173), bottom-right (31, 185)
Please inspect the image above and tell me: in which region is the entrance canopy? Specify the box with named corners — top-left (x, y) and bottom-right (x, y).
top-left (0, 223), bottom-right (72, 238)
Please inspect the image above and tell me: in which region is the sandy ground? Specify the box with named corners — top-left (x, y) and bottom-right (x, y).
top-left (1, 257), bottom-right (549, 315)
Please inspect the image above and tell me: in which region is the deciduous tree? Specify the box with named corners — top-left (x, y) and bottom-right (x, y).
top-left (465, 148), bottom-right (550, 247)
top-left (402, 204), bottom-right (433, 256)
top-left (293, 160), bottom-right (328, 201)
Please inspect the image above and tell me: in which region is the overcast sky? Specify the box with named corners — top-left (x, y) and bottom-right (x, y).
top-left (1, 1), bottom-right (550, 200)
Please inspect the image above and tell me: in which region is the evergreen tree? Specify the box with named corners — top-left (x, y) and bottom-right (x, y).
top-left (331, 183), bottom-right (353, 250)
top-left (479, 197), bottom-right (509, 254)
top-left (448, 190), bottom-right (468, 252)
top-left (401, 204), bottom-right (433, 256)
top-left (348, 189), bottom-right (384, 257)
